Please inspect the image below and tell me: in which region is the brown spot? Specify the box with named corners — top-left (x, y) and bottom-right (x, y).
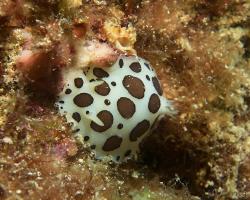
top-left (65, 88), bottom-right (72, 94)
top-left (122, 75), bottom-right (145, 99)
top-left (144, 63), bottom-right (151, 70)
top-left (95, 81), bottom-right (110, 96)
top-left (73, 93), bottom-right (94, 107)
top-left (117, 123), bottom-right (123, 129)
top-left (84, 136), bottom-right (89, 141)
top-left (73, 129), bottom-right (80, 133)
top-left (148, 93), bottom-right (161, 113)
top-left (119, 59), bottom-right (124, 68)
top-left (130, 120), bottom-right (150, 141)
top-left (72, 112), bottom-right (81, 122)
top-left (102, 136), bottom-right (122, 151)
top-left (104, 99), bottom-right (111, 105)
top-left (129, 62), bottom-right (141, 73)
top-left (152, 77), bottom-right (163, 95)
top-left (90, 110), bottom-right (113, 132)
top-left (74, 78), bottom-right (84, 88)
top-left (93, 68), bottom-right (109, 78)
top-left (117, 97), bottom-right (136, 119)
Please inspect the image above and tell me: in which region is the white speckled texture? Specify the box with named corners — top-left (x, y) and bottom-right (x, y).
top-left (56, 55), bottom-right (174, 162)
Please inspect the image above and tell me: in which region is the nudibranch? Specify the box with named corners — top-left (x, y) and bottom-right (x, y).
top-left (56, 55), bottom-right (175, 162)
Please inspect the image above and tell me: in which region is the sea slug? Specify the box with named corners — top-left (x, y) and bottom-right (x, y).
top-left (56, 55), bottom-right (175, 162)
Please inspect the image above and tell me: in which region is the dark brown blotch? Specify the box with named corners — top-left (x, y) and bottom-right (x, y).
top-left (84, 136), bottom-right (89, 141)
top-left (93, 68), bottom-right (109, 78)
top-left (122, 75), bottom-right (145, 99)
top-left (95, 81), bottom-right (110, 96)
top-left (152, 77), bottom-right (163, 96)
top-left (74, 77), bottom-right (84, 88)
top-left (73, 128), bottom-right (80, 133)
top-left (117, 97), bottom-right (136, 119)
top-left (130, 120), bottom-right (150, 141)
top-left (119, 59), bottom-right (124, 68)
top-left (117, 123), bottom-right (123, 129)
top-left (90, 110), bottom-right (113, 132)
top-left (65, 88), bottom-right (72, 94)
top-left (144, 63), bottom-right (151, 70)
top-left (102, 135), bottom-right (122, 151)
top-left (129, 62), bottom-right (141, 73)
top-left (73, 93), bottom-right (94, 107)
top-left (104, 99), bottom-right (111, 105)
top-left (148, 93), bottom-right (161, 113)
top-left (72, 112), bottom-right (81, 122)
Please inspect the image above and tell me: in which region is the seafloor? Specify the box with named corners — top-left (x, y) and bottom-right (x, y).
top-left (0, 0), bottom-right (250, 200)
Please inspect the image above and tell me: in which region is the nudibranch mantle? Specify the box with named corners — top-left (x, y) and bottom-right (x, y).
top-left (56, 55), bottom-right (174, 162)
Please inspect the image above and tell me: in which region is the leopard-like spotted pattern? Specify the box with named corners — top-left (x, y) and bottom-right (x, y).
top-left (56, 55), bottom-right (174, 162)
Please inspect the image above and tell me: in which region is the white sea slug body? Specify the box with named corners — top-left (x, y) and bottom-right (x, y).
top-left (56, 55), bottom-right (174, 162)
